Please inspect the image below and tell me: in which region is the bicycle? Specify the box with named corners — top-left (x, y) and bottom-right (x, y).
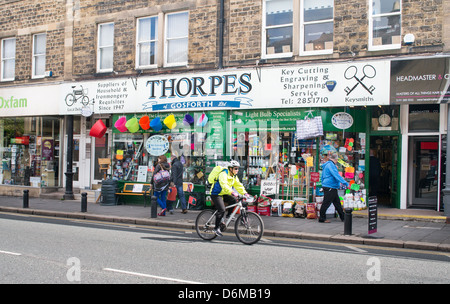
top-left (195, 195), bottom-right (264, 245)
top-left (65, 85), bottom-right (90, 107)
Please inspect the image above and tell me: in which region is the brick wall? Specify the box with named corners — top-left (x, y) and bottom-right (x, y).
top-left (0, 0), bottom-right (447, 85)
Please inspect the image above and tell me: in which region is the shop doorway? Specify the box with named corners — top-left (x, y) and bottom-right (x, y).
top-left (407, 136), bottom-right (439, 209)
top-left (369, 136), bottom-right (399, 207)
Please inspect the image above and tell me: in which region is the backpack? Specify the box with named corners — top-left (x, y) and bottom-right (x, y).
top-left (153, 168), bottom-right (170, 191)
top-left (207, 166), bottom-right (227, 187)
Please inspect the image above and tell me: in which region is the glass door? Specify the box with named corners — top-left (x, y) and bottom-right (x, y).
top-left (72, 135), bottom-right (81, 188)
top-left (408, 136), bottom-right (439, 209)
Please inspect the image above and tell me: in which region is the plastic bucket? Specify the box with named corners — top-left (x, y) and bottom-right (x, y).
top-left (183, 114), bottom-right (194, 126)
top-left (197, 113), bottom-right (208, 127)
top-left (125, 117), bottom-right (139, 133)
top-left (114, 116), bottom-right (128, 132)
top-left (164, 114), bottom-right (177, 129)
top-left (139, 115), bottom-right (150, 130)
top-left (150, 117), bottom-right (162, 131)
top-left (89, 119), bottom-right (107, 138)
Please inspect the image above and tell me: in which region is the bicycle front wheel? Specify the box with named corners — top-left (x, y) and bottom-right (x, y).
top-left (81, 95), bottom-right (90, 106)
top-left (195, 209), bottom-right (217, 241)
top-left (235, 211), bottom-right (264, 245)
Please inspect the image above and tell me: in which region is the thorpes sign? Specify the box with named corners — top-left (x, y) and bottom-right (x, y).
top-left (143, 73), bottom-right (253, 111)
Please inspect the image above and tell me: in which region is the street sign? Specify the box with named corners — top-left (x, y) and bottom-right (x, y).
top-left (368, 196), bottom-right (378, 234)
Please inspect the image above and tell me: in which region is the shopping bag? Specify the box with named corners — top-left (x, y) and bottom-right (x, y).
top-left (296, 116), bottom-right (323, 140)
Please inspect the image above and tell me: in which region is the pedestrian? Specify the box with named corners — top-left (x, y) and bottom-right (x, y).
top-left (170, 153), bottom-right (188, 213)
top-left (152, 155), bottom-right (171, 216)
top-left (319, 153), bottom-right (349, 223)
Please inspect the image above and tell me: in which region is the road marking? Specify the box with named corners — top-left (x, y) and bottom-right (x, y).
top-left (103, 268), bottom-right (204, 284)
top-left (345, 245), bottom-right (368, 253)
top-left (0, 250), bottom-right (22, 256)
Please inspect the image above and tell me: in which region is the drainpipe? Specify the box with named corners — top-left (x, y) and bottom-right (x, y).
top-left (443, 106), bottom-right (450, 223)
top-left (218, 0), bottom-right (225, 69)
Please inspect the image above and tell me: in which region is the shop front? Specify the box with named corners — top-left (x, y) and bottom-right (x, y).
top-left (391, 56), bottom-right (450, 211)
top-left (0, 84), bottom-right (63, 196)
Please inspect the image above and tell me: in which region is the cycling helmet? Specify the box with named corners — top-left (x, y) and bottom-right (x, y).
top-left (228, 160), bottom-right (240, 168)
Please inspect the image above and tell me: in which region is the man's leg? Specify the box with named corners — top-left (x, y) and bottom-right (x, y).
top-left (176, 184), bottom-right (187, 211)
top-left (319, 188), bottom-right (333, 222)
top-left (331, 188), bottom-right (345, 221)
top-left (211, 195), bottom-right (225, 230)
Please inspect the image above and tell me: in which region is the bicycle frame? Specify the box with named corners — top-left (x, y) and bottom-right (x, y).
top-left (205, 199), bottom-right (244, 229)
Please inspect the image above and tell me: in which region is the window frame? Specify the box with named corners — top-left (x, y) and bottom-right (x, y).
top-left (136, 16), bottom-right (159, 70)
top-left (299, 0), bottom-right (334, 56)
top-left (164, 11), bottom-right (189, 67)
top-left (32, 33), bottom-right (46, 79)
top-left (368, 0), bottom-right (402, 51)
top-left (1, 37), bottom-right (16, 82)
top-left (97, 22), bottom-right (115, 73)
top-left (262, 0), bottom-right (294, 59)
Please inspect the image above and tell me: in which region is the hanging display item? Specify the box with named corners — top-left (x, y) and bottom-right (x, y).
top-left (296, 116), bottom-right (323, 140)
top-left (164, 114), bottom-right (177, 129)
top-left (139, 115), bottom-right (150, 130)
top-left (197, 113), bottom-right (208, 127)
top-left (183, 114), bottom-right (194, 126)
top-left (89, 119), bottom-right (107, 138)
top-left (125, 117), bottom-right (139, 133)
top-left (150, 117), bottom-right (163, 131)
top-left (114, 116), bottom-right (128, 132)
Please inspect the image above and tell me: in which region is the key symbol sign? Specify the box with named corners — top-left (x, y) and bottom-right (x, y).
top-left (344, 65), bottom-right (376, 95)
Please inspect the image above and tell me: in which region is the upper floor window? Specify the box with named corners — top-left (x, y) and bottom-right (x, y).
top-left (137, 16), bottom-right (158, 69)
top-left (263, 0), bottom-right (293, 58)
top-left (369, 0), bottom-right (401, 51)
top-left (1, 37), bottom-right (15, 81)
top-left (97, 22), bottom-right (114, 72)
top-left (300, 0), bottom-right (334, 55)
top-left (32, 33), bottom-right (46, 78)
top-left (165, 11), bottom-right (189, 67)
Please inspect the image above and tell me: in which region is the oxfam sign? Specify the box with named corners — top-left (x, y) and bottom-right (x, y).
top-left (0, 96), bottom-right (28, 109)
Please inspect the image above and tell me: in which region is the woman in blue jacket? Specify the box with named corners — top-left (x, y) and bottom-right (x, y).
top-left (319, 153), bottom-right (349, 223)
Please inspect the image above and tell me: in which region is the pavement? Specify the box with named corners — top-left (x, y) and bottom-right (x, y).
top-left (0, 195), bottom-right (449, 252)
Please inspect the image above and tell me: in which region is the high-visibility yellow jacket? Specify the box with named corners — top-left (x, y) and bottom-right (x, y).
top-left (211, 169), bottom-right (247, 196)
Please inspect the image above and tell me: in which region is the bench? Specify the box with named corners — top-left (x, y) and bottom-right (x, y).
top-left (115, 183), bottom-right (152, 206)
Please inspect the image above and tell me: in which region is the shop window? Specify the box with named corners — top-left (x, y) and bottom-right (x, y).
top-left (0, 117), bottom-right (61, 187)
top-left (371, 105), bottom-right (399, 131)
top-left (408, 104), bottom-right (439, 132)
top-left (369, 0), bottom-right (401, 51)
top-left (1, 37), bottom-right (15, 81)
top-left (111, 112), bottom-right (226, 185)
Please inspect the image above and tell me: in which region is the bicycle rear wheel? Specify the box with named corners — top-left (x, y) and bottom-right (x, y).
top-left (195, 209), bottom-right (217, 241)
top-left (235, 211), bottom-right (264, 245)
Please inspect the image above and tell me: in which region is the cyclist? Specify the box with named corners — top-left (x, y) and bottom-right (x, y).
top-left (210, 160), bottom-right (249, 236)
